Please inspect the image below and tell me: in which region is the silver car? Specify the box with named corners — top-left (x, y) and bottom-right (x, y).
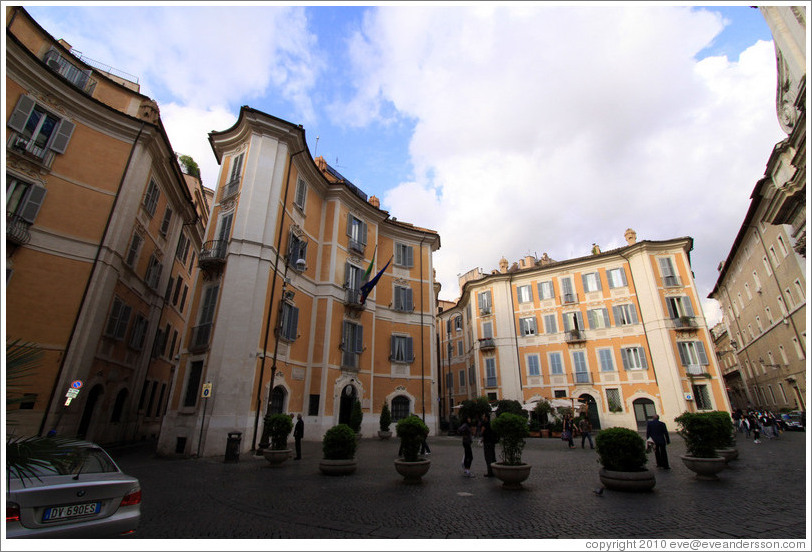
top-left (6, 441), bottom-right (141, 538)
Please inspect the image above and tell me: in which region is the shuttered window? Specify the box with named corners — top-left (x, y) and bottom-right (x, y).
top-left (279, 302), bottom-right (299, 341)
top-left (104, 297), bottom-right (132, 340)
top-left (395, 243), bottom-right (414, 267)
top-left (390, 335), bottom-right (414, 363)
top-left (620, 347), bottom-right (648, 370)
top-left (7, 95), bottom-right (75, 156)
top-left (6, 176), bottom-right (47, 224)
top-left (394, 285), bottom-right (414, 311)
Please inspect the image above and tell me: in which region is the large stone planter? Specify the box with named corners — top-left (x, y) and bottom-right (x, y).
top-left (262, 449), bottom-right (292, 467)
top-left (394, 458), bottom-right (431, 484)
top-left (491, 463), bottom-right (532, 489)
top-left (599, 468), bottom-right (656, 492)
top-left (680, 455), bottom-right (726, 480)
top-left (716, 448), bottom-right (739, 464)
top-left (319, 458), bottom-right (357, 476)
top-left (378, 430), bottom-right (392, 440)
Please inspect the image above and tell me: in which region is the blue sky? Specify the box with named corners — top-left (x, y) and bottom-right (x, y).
top-left (23, 2), bottom-right (785, 324)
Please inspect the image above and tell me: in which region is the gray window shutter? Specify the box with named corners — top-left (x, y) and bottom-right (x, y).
top-left (49, 119), bottom-right (75, 153)
top-left (406, 287), bottom-right (413, 310)
top-left (289, 306), bottom-right (299, 339)
top-left (116, 305), bottom-right (132, 340)
top-left (344, 262), bottom-right (352, 288)
top-left (562, 314), bottom-right (571, 332)
top-left (587, 310), bottom-right (596, 329)
top-left (407, 246), bottom-right (414, 267)
top-left (696, 341), bottom-right (709, 365)
top-left (19, 185), bottom-right (47, 223)
top-left (683, 297), bottom-right (695, 317)
top-left (341, 321), bottom-right (350, 351)
top-left (630, 305), bottom-right (639, 324)
top-left (620, 348), bottom-right (630, 370)
top-left (595, 274), bottom-right (602, 291)
top-left (601, 309), bottom-right (610, 327)
top-left (638, 348), bottom-right (648, 369)
top-left (666, 299), bottom-right (677, 319)
top-left (612, 305), bottom-right (621, 325)
top-left (354, 324), bottom-right (364, 353)
top-left (346, 213), bottom-right (352, 237)
top-left (390, 335), bottom-right (397, 358)
top-left (575, 311), bottom-right (584, 331)
top-left (8, 95), bottom-right (36, 132)
top-left (406, 337), bottom-right (413, 361)
top-left (361, 221), bottom-right (368, 245)
top-left (677, 343), bottom-right (689, 366)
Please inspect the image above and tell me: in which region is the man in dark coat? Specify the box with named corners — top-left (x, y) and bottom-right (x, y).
top-left (293, 414), bottom-right (304, 460)
top-left (645, 414), bottom-right (671, 469)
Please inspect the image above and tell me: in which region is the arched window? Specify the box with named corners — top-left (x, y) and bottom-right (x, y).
top-left (391, 395), bottom-right (410, 422)
top-left (111, 389), bottom-right (128, 423)
top-left (632, 398), bottom-right (656, 431)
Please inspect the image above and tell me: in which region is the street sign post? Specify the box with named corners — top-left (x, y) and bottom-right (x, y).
top-left (197, 382), bottom-right (212, 457)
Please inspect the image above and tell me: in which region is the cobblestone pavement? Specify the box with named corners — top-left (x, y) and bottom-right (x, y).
top-left (110, 429), bottom-right (808, 540)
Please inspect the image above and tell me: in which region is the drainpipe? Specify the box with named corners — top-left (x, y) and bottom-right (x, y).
top-left (508, 272), bottom-right (523, 399)
top-left (419, 235), bottom-right (426, 421)
top-left (39, 122), bottom-right (146, 437)
top-left (252, 147), bottom-right (306, 451)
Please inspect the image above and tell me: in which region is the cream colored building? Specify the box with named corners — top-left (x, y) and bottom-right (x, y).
top-left (157, 107), bottom-right (440, 457)
top-left (437, 230), bottom-right (731, 431)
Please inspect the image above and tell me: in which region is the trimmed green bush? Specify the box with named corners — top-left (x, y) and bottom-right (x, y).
top-left (707, 410), bottom-right (735, 448)
top-left (396, 415), bottom-right (429, 462)
top-left (458, 396), bottom-right (492, 423)
top-left (265, 413), bottom-right (293, 451)
top-left (349, 400), bottom-right (363, 434)
top-left (493, 399), bottom-right (524, 418)
top-left (675, 411), bottom-right (718, 458)
top-left (595, 427), bottom-right (648, 471)
top-left (322, 424), bottom-right (357, 460)
top-left (492, 412), bottom-right (529, 465)
top-left (379, 402), bottom-right (392, 432)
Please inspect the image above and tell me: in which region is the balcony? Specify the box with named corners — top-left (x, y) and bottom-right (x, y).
top-left (221, 177), bottom-right (240, 200)
top-left (566, 329), bottom-right (587, 344)
top-left (345, 288), bottom-right (365, 310)
top-left (479, 337), bottom-right (495, 351)
top-left (673, 316), bottom-right (698, 332)
top-left (6, 213), bottom-right (31, 245)
top-left (43, 48), bottom-right (97, 95)
top-left (199, 240), bottom-right (227, 269)
top-left (189, 323), bottom-right (212, 353)
top-left (348, 238), bottom-right (365, 255)
top-left (685, 364), bottom-right (706, 377)
top-left (8, 132), bottom-right (51, 163)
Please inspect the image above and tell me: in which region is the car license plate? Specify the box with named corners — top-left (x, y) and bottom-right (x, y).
top-left (43, 502), bottom-right (101, 522)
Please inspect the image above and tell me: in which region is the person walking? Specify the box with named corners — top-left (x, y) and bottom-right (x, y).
top-left (481, 412), bottom-right (498, 477)
top-left (645, 414), bottom-right (671, 469)
top-left (562, 414), bottom-right (576, 449)
top-left (749, 413), bottom-right (761, 443)
top-left (420, 422), bottom-right (432, 455)
top-left (458, 415), bottom-right (475, 477)
top-left (293, 413), bottom-right (304, 460)
top-left (578, 416), bottom-right (594, 449)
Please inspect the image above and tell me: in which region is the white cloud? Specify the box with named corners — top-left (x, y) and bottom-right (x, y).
top-left (160, 104), bottom-right (238, 190)
top-left (347, 6), bottom-right (785, 309)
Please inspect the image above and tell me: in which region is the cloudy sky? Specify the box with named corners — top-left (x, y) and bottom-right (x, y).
top-left (26, 2), bottom-right (785, 325)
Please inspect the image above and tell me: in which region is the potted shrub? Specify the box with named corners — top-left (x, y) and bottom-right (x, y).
top-left (394, 415), bottom-right (431, 483)
top-left (490, 412), bottom-right (531, 489)
top-left (319, 424), bottom-right (357, 475)
top-left (534, 400), bottom-right (552, 437)
top-left (378, 402), bottom-right (392, 440)
top-left (349, 400), bottom-right (363, 439)
top-left (262, 413), bottom-right (293, 467)
top-left (595, 427), bottom-right (655, 492)
top-left (528, 419), bottom-right (541, 438)
top-left (675, 411), bottom-right (726, 480)
top-left (709, 410), bottom-right (738, 463)
top-left (549, 418), bottom-right (563, 438)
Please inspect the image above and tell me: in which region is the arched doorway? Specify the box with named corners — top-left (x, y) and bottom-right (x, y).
top-left (77, 384), bottom-right (104, 440)
top-left (338, 385), bottom-right (357, 425)
top-left (632, 398), bottom-right (657, 431)
top-left (579, 393), bottom-right (600, 430)
top-left (270, 386), bottom-right (286, 415)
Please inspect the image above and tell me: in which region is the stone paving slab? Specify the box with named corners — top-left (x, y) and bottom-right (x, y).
top-left (111, 429), bottom-right (808, 540)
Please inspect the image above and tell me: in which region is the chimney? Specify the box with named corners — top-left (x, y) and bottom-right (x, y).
top-left (624, 228), bottom-right (637, 245)
top-left (369, 195), bottom-right (380, 208)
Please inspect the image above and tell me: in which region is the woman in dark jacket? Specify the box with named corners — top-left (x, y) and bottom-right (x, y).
top-left (481, 412), bottom-right (498, 477)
